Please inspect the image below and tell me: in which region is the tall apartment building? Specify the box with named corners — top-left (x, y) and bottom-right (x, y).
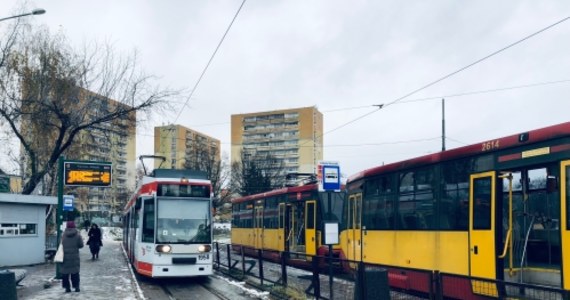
top-left (231, 106), bottom-right (323, 175)
top-left (68, 95), bottom-right (137, 218)
top-left (20, 89), bottom-right (137, 220)
top-left (154, 125), bottom-right (221, 170)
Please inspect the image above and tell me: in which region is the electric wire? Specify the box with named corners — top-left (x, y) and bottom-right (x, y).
top-left (316, 16), bottom-right (570, 140)
top-left (173, 0), bottom-right (247, 123)
top-left (142, 77), bottom-right (568, 149)
top-left (382, 16), bottom-right (570, 108)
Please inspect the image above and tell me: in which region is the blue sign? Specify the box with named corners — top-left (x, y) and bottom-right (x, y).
top-left (63, 195), bottom-right (74, 211)
top-left (322, 165), bottom-right (341, 191)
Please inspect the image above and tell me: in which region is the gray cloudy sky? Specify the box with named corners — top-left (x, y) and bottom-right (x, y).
top-left (1, 1), bottom-right (569, 178)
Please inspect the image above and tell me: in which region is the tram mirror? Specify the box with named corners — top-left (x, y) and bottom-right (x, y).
top-left (546, 175), bottom-right (557, 193)
top-left (135, 198), bottom-right (142, 210)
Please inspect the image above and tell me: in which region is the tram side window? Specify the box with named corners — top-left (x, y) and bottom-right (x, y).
top-left (240, 202), bottom-right (253, 228)
top-left (363, 176), bottom-right (395, 230)
top-left (442, 159), bottom-right (470, 230)
top-left (307, 202), bottom-right (315, 230)
top-left (398, 168), bottom-right (435, 230)
top-left (264, 197), bottom-right (279, 229)
top-left (232, 204), bottom-right (240, 228)
top-left (142, 199), bottom-right (155, 243)
top-left (473, 177), bottom-right (492, 230)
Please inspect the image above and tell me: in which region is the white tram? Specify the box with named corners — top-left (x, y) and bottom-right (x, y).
top-left (123, 169), bottom-right (213, 277)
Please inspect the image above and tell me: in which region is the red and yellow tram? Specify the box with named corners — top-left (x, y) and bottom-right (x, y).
top-left (231, 179), bottom-right (345, 262)
top-left (342, 122), bottom-right (570, 298)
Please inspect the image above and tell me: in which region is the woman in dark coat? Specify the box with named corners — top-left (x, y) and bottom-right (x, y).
top-left (87, 223), bottom-right (103, 260)
top-left (60, 221), bottom-right (84, 293)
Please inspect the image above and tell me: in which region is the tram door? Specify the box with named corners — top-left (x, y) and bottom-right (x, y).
top-left (503, 166), bottom-right (561, 287)
top-left (469, 172), bottom-right (498, 295)
top-left (346, 193), bottom-right (362, 262)
top-left (287, 203), bottom-right (306, 253)
top-left (562, 160), bottom-right (570, 290)
top-left (278, 203), bottom-right (286, 252)
top-left (305, 201), bottom-right (317, 256)
top-left (253, 204), bottom-right (264, 249)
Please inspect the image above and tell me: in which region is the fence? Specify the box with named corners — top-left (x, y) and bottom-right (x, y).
top-left (213, 242), bottom-right (570, 300)
top-left (45, 234), bottom-right (57, 251)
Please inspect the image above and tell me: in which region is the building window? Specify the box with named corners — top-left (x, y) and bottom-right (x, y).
top-left (0, 223), bottom-right (37, 236)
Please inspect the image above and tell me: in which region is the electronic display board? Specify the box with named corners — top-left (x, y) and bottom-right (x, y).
top-left (64, 161), bottom-right (112, 187)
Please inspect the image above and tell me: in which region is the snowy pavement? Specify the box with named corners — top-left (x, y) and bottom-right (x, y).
top-left (17, 228), bottom-right (141, 300)
top-left (16, 228), bottom-right (270, 300)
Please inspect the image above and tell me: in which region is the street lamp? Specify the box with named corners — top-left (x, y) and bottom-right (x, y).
top-left (0, 8), bottom-right (46, 22)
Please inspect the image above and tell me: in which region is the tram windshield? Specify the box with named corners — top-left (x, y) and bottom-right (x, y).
top-left (319, 191), bottom-right (345, 222)
top-left (156, 198), bottom-right (211, 244)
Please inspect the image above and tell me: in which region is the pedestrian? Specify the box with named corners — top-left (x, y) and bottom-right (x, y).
top-left (60, 220), bottom-right (84, 293)
top-left (83, 219), bottom-right (91, 232)
top-left (87, 223), bottom-right (103, 260)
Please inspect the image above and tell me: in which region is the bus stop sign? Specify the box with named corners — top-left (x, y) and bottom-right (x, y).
top-left (63, 195), bottom-right (74, 211)
top-left (318, 161), bottom-right (341, 191)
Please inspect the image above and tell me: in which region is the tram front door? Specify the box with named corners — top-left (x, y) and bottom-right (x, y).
top-left (305, 201), bottom-right (317, 256)
top-left (253, 205), bottom-right (264, 249)
top-left (560, 161), bottom-right (570, 290)
top-left (469, 171), bottom-right (498, 296)
top-left (346, 193), bottom-right (362, 263)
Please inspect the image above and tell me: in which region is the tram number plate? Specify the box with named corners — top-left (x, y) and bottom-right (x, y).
top-left (198, 254), bottom-right (210, 260)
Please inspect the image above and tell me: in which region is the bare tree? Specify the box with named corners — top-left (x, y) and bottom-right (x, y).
top-left (0, 25), bottom-right (183, 195)
top-left (183, 144), bottom-right (231, 210)
top-left (231, 150), bottom-right (286, 196)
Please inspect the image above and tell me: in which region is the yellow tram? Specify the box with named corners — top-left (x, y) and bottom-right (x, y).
top-left (232, 179), bottom-right (345, 262)
top-left (342, 122), bottom-right (570, 298)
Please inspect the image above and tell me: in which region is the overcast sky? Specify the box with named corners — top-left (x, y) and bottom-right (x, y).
top-left (1, 1), bottom-right (569, 178)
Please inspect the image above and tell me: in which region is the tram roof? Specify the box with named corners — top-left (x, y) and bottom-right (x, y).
top-left (347, 121), bottom-right (570, 183)
top-left (150, 168), bottom-right (208, 180)
top-left (231, 183), bottom-right (319, 204)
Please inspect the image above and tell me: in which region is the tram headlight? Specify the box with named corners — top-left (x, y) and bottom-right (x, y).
top-left (198, 245), bottom-right (211, 253)
top-left (156, 244), bottom-right (172, 253)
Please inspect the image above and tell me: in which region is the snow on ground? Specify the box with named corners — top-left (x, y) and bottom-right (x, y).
top-left (214, 223), bottom-right (231, 230)
top-left (213, 274), bottom-right (270, 300)
top-left (101, 227), bottom-right (122, 241)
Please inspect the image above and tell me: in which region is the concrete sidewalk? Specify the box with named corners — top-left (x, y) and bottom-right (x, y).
top-left (16, 235), bottom-right (142, 300)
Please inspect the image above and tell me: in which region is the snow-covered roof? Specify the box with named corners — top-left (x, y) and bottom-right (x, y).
top-left (0, 193), bottom-right (57, 205)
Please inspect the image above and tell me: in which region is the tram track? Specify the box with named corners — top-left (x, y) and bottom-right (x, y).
top-left (155, 276), bottom-right (239, 300)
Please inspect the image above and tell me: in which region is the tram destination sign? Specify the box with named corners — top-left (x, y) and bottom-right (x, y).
top-left (64, 161), bottom-right (112, 187)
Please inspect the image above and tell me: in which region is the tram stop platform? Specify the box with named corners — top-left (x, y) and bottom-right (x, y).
top-left (15, 229), bottom-right (143, 300)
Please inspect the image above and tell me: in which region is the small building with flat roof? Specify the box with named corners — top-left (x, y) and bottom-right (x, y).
top-left (0, 194), bottom-right (57, 267)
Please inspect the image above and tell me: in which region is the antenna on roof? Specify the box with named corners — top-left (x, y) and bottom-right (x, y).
top-left (139, 155), bottom-right (166, 175)
top-left (285, 173), bottom-right (317, 187)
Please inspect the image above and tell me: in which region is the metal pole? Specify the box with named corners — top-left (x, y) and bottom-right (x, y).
top-left (442, 98), bottom-right (446, 151)
top-left (55, 156), bottom-right (64, 279)
top-left (328, 192), bottom-right (334, 299)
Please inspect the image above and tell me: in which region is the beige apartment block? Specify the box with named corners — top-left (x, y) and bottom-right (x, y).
top-left (69, 97), bottom-right (137, 217)
top-left (154, 125), bottom-right (221, 170)
top-left (231, 106), bottom-right (323, 174)
top-left (21, 89), bottom-right (137, 219)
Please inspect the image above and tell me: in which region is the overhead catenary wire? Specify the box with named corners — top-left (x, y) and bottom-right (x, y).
top-left (322, 78), bottom-right (570, 112)
top-left (150, 15), bottom-right (570, 159)
top-left (382, 16), bottom-right (570, 108)
top-left (146, 77), bottom-right (570, 133)
top-left (313, 16), bottom-right (570, 141)
top-left (143, 77), bottom-right (569, 150)
top-left (152, 0), bottom-right (246, 164)
top-left (139, 131), bottom-right (443, 148)
top-left (173, 0), bottom-right (247, 123)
